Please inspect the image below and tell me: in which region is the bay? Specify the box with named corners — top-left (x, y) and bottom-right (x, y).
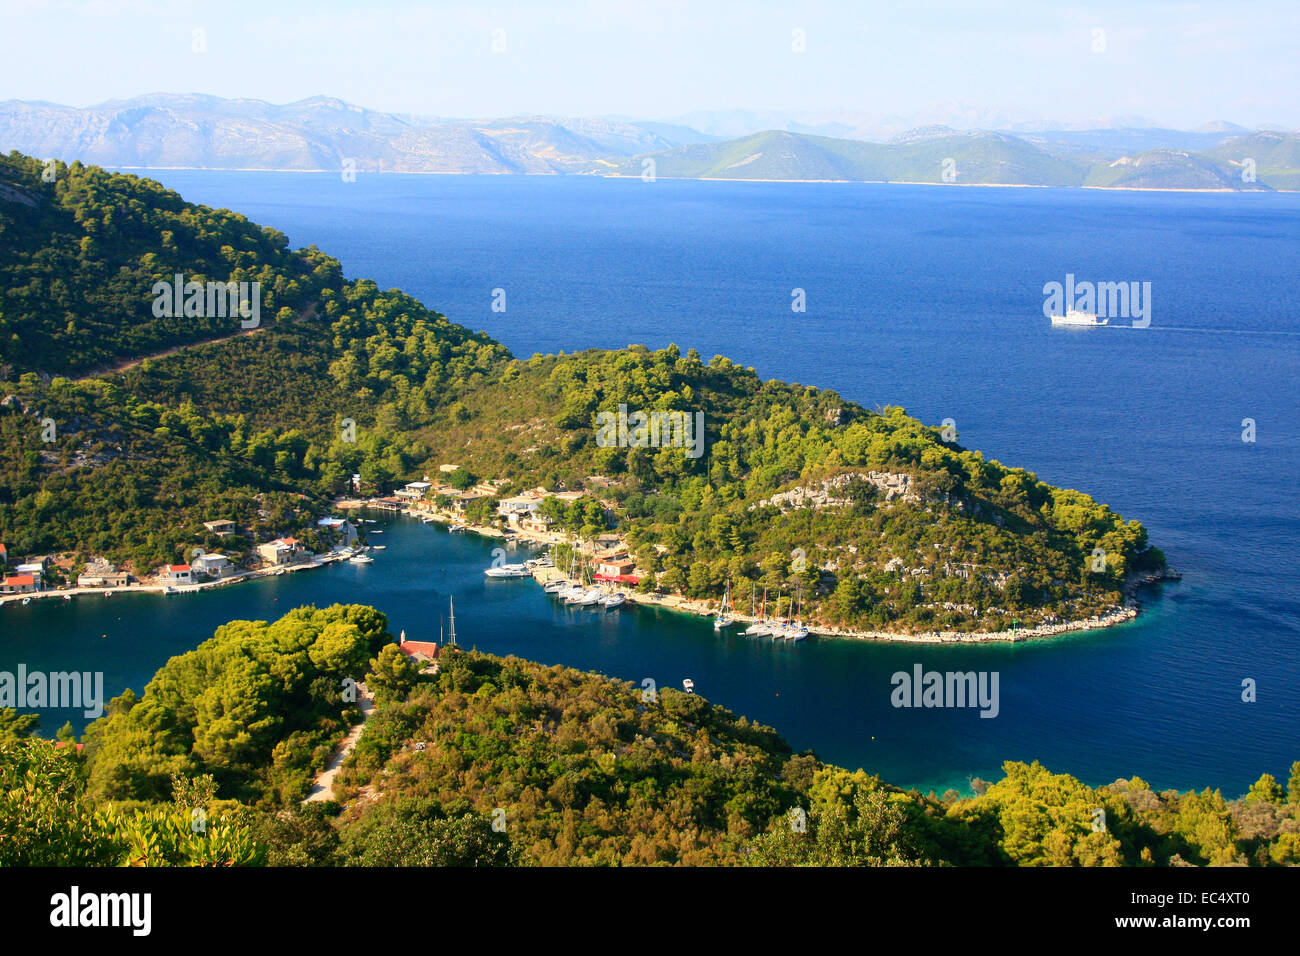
top-left (5, 172), bottom-right (1298, 797)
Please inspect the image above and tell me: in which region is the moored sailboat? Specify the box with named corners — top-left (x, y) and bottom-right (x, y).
top-left (744, 588), bottom-right (772, 635)
top-left (714, 580), bottom-right (735, 629)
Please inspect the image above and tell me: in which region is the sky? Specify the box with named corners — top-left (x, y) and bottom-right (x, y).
top-left (1, 0), bottom-right (1297, 128)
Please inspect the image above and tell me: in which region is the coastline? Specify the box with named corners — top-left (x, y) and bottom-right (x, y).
top-left (341, 499), bottom-right (1181, 645)
top-left (0, 551), bottom-right (351, 607)
top-left (615, 571), bottom-right (1178, 644)
top-left (108, 165), bottom-right (1297, 194)
top-left (4, 497), bottom-right (1179, 646)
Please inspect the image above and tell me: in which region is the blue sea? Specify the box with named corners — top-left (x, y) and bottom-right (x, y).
top-left (4, 172), bottom-right (1298, 797)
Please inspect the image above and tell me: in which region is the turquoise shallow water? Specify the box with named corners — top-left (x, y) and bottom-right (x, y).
top-left (4, 172), bottom-right (1298, 796)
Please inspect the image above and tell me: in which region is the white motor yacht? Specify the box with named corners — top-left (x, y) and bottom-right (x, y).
top-left (484, 563), bottom-right (529, 578)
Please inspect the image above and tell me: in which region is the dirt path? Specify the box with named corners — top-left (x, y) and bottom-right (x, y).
top-left (74, 300), bottom-right (318, 381)
top-left (303, 684), bottom-right (375, 804)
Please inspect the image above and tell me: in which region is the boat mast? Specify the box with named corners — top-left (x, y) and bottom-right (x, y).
top-left (448, 595), bottom-right (457, 647)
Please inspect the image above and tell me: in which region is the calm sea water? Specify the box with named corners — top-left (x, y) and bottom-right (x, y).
top-left (4, 172), bottom-right (1298, 796)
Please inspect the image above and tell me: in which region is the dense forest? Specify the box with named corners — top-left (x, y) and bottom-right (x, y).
top-left (413, 347), bottom-right (1166, 632)
top-left (2, 604), bottom-right (1295, 866)
top-left (0, 154), bottom-right (334, 376)
top-left (0, 152), bottom-right (1164, 631)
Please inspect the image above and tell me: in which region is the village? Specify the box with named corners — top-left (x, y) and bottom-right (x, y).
top-left (0, 466), bottom-right (649, 613)
top-left (0, 506), bottom-right (363, 605)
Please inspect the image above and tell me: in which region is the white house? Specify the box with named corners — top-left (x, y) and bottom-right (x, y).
top-left (395, 481), bottom-right (433, 500)
top-left (192, 553), bottom-right (233, 578)
top-left (14, 562), bottom-right (45, 584)
top-left (256, 537), bottom-right (306, 567)
top-left (163, 564), bottom-right (193, 584)
top-left (497, 493), bottom-right (543, 519)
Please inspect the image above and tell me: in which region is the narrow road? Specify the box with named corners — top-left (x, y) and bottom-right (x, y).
top-left (303, 684), bottom-right (375, 804)
top-left (73, 300), bottom-right (318, 381)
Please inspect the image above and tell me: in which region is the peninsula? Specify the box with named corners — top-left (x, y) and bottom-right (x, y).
top-left (0, 152), bottom-right (1169, 639)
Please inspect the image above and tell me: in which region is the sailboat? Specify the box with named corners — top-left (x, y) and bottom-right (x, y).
top-left (768, 590), bottom-right (785, 637)
top-left (778, 590), bottom-right (809, 640)
top-left (447, 596), bottom-right (457, 647)
top-left (563, 554), bottom-right (592, 603)
top-left (744, 589), bottom-right (772, 636)
top-left (714, 581), bottom-right (735, 629)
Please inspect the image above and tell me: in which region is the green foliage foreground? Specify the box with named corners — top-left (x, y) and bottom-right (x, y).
top-left (2, 604), bottom-right (1295, 867)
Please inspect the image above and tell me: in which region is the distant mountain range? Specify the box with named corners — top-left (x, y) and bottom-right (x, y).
top-left (0, 94), bottom-right (699, 174)
top-left (3, 94), bottom-right (1296, 190)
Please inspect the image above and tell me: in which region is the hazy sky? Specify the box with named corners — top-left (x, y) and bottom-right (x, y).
top-left (3, 0), bottom-right (1296, 127)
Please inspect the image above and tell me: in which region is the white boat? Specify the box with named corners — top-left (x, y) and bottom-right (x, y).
top-left (784, 593), bottom-right (809, 641)
top-left (448, 524), bottom-right (465, 533)
top-left (63, 594), bottom-right (73, 601)
top-left (714, 581), bottom-right (735, 629)
top-left (484, 563), bottom-right (529, 578)
top-left (1049, 310), bottom-right (1108, 327)
top-left (350, 554), bottom-right (374, 564)
top-left (601, 592), bottom-right (626, 609)
top-left (562, 586), bottom-right (597, 606)
top-left (744, 587), bottom-right (771, 635)
top-left (369, 529), bottom-right (383, 534)
top-left (21, 597), bottom-right (31, 605)
top-left (543, 579), bottom-right (568, 594)
top-left (682, 679), bottom-right (695, 694)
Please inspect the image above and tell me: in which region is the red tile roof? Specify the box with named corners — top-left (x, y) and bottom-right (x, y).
top-left (167, 564), bottom-right (190, 573)
top-left (398, 640), bottom-right (440, 659)
top-left (4, 575), bottom-right (34, 586)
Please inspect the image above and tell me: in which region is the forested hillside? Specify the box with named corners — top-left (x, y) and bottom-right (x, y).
top-left (409, 347), bottom-right (1165, 632)
top-left (5, 604), bottom-right (1296, 866)
top-left (0, 153), bottom-right (336, 376)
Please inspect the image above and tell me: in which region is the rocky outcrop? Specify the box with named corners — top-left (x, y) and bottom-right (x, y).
top-left (750, 471), bottom-right (920, 512)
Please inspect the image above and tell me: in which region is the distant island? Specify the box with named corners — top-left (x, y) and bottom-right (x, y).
top-left (1, 94), bottom-right (1296, 190)
top-left (0, 152), bottom-right (1172, 639)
